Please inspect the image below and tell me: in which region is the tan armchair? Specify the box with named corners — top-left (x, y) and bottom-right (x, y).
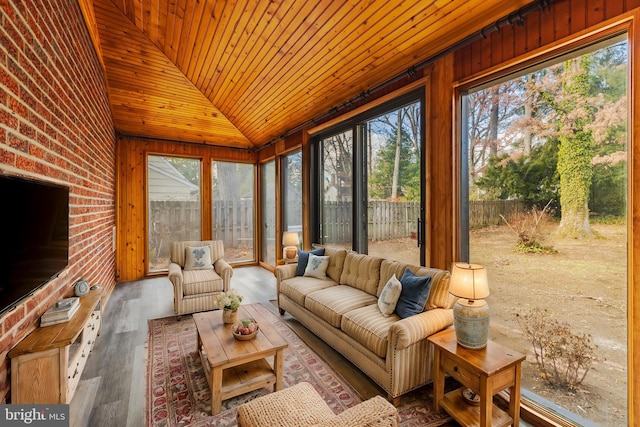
top-left (168, 240), bottom-right (233, 317)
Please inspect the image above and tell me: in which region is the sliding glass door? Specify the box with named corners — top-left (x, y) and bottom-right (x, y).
top-left (319, 130), bottom-right (353, 250)
top-left (313, 91), bottom-right (424, 263)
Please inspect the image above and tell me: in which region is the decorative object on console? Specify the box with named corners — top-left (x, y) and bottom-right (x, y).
top-left (282, 231), bottom-right (300, 261)
top-left (449, 262), bottom-right (490, 350)
top-left (40, 297), bottom-right (80, 326)
top-left (74, 278), bottom-right (90, 297)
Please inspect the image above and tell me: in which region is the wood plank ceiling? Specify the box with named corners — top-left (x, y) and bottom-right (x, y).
top-left (82, 0), bottom-right (535, 150)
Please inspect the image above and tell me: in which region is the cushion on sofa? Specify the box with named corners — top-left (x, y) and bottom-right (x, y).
top-left (184, 245), bottom-right (213, 271)
top-left (395, 268), bottom-right (432, 318)
top-left (182, 269), bottom-right (223, 295)
top-left (303, 254), bottom-right (330, 278)
top-left (322, 246), bottom-right (348, 283)
top-left (280, 276), bottom-right (337, 306)
top-left (341, 304), bottom-right (397, 358)
top-left (305, 286), bottom-right (378, 328)
top-left (379, 260), bottom-right (452, 310)
top-left (339, 253), bottom-right (383, 296)
top-left (378, 274), bottom-right (402, 316)
top-left (296, 248), bottom-right (325, 276)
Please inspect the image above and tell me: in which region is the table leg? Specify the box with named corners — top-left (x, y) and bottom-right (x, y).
top-left (510, 362), bottom-right (522, 427)
top-left (480, 376), bottom-right (492, 427)
top-left (274, 349), bottom-right (284, 391)
top-left (432, 348), bottom-right (443, 411)
top-left (211, 366), bottom-right (223, 415)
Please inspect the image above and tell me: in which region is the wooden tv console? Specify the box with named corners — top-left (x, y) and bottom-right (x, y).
top-left (8, 288), bottom-right (102, 404)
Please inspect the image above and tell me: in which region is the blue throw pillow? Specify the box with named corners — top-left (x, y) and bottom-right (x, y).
top-left (295, 248), bottom-right (325, 276)
top-left (395, 268), bottom-right (432, 318)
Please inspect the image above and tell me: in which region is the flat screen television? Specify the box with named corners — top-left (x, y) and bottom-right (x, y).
top-left (0, 175), bottom-right (69, 316)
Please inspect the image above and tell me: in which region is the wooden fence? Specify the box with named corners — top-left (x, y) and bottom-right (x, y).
top-left (468, 199), bottom-right (523, 229)
top-left (149, 199), bottom-right (522, 258)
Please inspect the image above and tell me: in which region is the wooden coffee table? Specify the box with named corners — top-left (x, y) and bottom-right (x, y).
top-left (192, 304), bottom-right (288, 415)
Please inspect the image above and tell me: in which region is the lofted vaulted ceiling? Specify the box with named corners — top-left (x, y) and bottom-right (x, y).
top-left (81, 0), bottom-right (535, 150)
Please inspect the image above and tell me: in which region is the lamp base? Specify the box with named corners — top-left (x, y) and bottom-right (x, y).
top-left (283, 246), bottom-right (298, 261)
top-left (453, 299), bottom-right (490, 350)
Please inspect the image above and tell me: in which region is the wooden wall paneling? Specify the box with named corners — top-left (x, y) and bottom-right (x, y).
top-left (275, 152), bottom-right (283, 264)
top-left (174, 0), bottom-right (207, 70)
top-left (526, 6), bottom-right (542, 53)
top-left (587, 0), bottom-right (605, 27)
top-left (115, 136), bottom-right (256, 281)
top-left (427, 58), bottom-right (454, 271)
top-left (257, 143), bottom-right (277, 163)
top-left (630, 11), bottom-right (640, 427)
top-left (490, 26), bottom-right (503, 66)
top-left (501, 22), bottom-right (516, 63)
top-left (570, 0), bottom-right (588, 35)
top-left (605, 0), bottom-right (624, 19)
top-left (210, 0), bottom-right (295, 108)
top-left (481, 33), bottom-right (493, 71)
top-left (77, 0), bottom-right (106, 72)
top-left (539, 6), bottom-right (555, 47)
top-left (514, 19), bottom-right (529, 59)
top-left (300, 129), bottom-right (312, 251)
top-left (116, 136), bottom-right (146, 281)
top-left (631, 0), bottom-right (640, 12)
top-left (554, 0), bottom-right (572, 41)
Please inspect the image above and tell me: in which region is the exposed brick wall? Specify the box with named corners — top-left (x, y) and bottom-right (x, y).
top-left (0, 0), bottom-right (116, 402)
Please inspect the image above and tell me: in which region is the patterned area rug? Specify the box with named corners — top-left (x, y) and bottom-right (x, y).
top-left (146, 303), bottom-right (452, 426)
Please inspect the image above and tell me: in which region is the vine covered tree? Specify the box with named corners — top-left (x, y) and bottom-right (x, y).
top-left (555, 55), bottom-right (597, 238)
top-left (472, 41), bottom-right (627, 236)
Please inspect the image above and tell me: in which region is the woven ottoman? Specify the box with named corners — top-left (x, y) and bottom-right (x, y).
top-left (236, 381), bottom-right (399, 427)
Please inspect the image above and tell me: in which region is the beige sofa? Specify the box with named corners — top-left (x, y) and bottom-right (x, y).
top-left (275, 247), bottom-right (455, 404)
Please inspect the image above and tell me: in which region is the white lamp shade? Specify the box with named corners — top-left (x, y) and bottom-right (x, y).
top-left (449, 262), bottom-right (489, 301)
top-left (282, 231), bottom-right (300, 247)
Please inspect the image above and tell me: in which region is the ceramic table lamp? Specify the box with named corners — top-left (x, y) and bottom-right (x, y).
top-left (449, 262), bottom-right (490, 350)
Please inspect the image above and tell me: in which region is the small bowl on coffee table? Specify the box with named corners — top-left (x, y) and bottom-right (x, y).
top-left (232, 318), bottom-right (259, 340)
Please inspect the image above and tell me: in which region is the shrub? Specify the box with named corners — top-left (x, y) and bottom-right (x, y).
top-left (501, 201), bottom-right (557, 254)
top-left (516, 308), bottom-right (597, 391)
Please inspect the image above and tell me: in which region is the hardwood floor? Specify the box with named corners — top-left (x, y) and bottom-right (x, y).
top-left (69, 266), bottom-right (456, 427)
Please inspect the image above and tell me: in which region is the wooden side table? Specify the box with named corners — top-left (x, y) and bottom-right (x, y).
top-left (428, 329), bottom-right (525, 427)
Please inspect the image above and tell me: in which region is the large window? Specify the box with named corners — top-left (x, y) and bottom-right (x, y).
top-left (147, 155), bottom-right (201, 272)
top-left (313, 90), bottom-right (424, 264)
top-left (212, 161), bottom-right (255, 263)
top-left (282, 150), bottom-right (303, 246)
top-left (319, 130), bottom-right (353, 250)
top-left (261, 160), bottom-right (276, 266)
top-left (460, 38), bottom-right (628, 426)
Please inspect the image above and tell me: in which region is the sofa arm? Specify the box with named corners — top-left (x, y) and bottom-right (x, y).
top-left (214, 258), bottom-right (233, 292)
top-left (389, 308), bottom-right (454, 350)
top-left (168, 263), bottom-right (183, 289)
top-left (274, 263), bottom-right (297, 281)
top-left (316, 396), bottom-right (399, 427)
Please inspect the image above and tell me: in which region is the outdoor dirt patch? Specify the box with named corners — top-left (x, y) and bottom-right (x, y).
top-left (471, 224), bottom-right (627, 426)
